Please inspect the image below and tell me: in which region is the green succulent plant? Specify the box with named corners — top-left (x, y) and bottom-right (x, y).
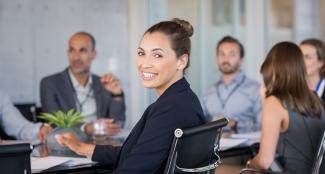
top-left (38, 109), bottom-right (84, 128)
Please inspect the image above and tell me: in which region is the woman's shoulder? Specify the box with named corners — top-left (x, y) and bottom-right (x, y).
top-left (152, 88), bottom-right (203, 115)
top-left (264, 95), bottom-right (282, 105)
top-left (264, 96), bottom-right (287, 116)
top-left (169, 88), bottom-right (200, 108)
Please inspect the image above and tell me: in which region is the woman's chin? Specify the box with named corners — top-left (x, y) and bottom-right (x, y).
top-left (142, 83), bottom-right (155, 89)
top-left (141, 80), bottom-right (156, 88)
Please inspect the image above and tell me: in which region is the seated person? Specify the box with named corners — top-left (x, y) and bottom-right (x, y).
top-left (247, 42), bottom-right (325, 174)
top-left (300, 39), bottom-right (325, 103)
top-left (201, 36), bottom-right (262, 134)
top-left (40, 31), bottom-right (126, 136)
top-left (55, 18), bottom-right (206, 173)
top-left (0, 91), bottom-right (51, 141)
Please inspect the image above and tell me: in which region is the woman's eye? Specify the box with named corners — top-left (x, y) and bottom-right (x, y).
top-left (138, 51), bottom-right (144, 56)
top-left (154, 54), bottom-right (162, 58)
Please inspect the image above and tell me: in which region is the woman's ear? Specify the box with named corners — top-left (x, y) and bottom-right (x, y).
top-left (177, 54), bottom-right (188, 71)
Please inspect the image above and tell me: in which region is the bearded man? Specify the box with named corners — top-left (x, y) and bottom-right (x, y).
top-left (201, 36), bottom-right (262, 133)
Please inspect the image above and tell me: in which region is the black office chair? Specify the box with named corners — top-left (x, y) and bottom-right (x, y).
top-left (14, 103), bottom-right (38, 122)
top-left (0, 143), bottom-right (33, 174)
top-left (240, 130), bottom-right (325, 174)
top-left (311, 130), bottom-right (325, 174)
top-left (164, 117), bottom-right (228, 174)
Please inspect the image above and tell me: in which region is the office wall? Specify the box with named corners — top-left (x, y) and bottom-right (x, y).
top-left (0, 0), bottom-right (35, 102)
top-left (1, 0), bottom-right (324, 128)
top-left (0, 0), bottom-right (135, 126)
top-left (148, 0), bottom-right (264, 96)
top-left (320, 0), bottom-right (325, 40)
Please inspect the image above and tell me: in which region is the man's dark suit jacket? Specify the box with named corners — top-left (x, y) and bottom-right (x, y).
top-left (92, 78), bottom-right (206, 174)
top-left (40, 68), bottom-right (126, 121)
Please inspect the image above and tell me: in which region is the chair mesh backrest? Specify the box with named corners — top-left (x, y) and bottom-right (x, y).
top-left (164, 118), bottom-right (228, 174)
top-left (312, 130), bottom-right (325, 174)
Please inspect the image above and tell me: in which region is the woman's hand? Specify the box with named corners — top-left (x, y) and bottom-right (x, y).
top-left (55, 132), bottom-right (95, 158)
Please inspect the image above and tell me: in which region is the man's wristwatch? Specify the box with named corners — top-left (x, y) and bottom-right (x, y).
top-left (40, 123), bottom-right (50, 129)
top-left (111, 92), bottom-right (124, 98)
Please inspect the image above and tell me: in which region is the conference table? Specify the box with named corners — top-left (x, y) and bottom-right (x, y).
top-left (219, 131), bottom-right (260, 158)
top-left (31, 135), bottom-right (124, 174)
top-left (31, 131), bottom-right (260, 174)
top-left (220, 142), bottom-right (259, 158)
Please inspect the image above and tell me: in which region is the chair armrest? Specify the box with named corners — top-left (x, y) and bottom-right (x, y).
top-left (239, 168), bottom-right (284, 174)
top-left (176, 160), bottom-right (219, 173)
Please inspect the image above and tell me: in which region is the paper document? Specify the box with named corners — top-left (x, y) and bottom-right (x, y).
top-left (231, 131), bottom-right (261, 140)
top-left (2, 139), bottom-right (41, 146)
top-left (219, 138), bottom-right (247, 151)
top-left (219, 132), bottom-right (261, 151)
top-left (31, 156), bottom-right (96, 171)
top-left (230, 131), bottom-right (261, 145)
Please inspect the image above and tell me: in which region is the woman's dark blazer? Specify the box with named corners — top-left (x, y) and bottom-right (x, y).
top-left (92, 78), bottom-right (206, 173)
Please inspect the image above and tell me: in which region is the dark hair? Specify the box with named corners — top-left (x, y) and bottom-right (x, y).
top-left (145, 18), bottom-right (193, 71)
top-left (261, 41), bottom-right (323, 118)
top-left (300, 38), bottom-right (325, 78)
top-left (72, 31), bottom-right (96, 51)
top-left (217, 36), bottom-right (245, 58)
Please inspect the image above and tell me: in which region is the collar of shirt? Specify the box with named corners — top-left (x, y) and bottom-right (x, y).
top-left (216, 70), bottom-right (245, 88)
top-left (68, 69), bottom-right (96, 122)
top-left (316, 79), bottom-right (325, 97)
top-left (68, 69), bottom-right (93, 91)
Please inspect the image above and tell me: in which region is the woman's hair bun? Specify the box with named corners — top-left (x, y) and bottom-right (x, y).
top-left (172, 18), bottom-right (194, 37)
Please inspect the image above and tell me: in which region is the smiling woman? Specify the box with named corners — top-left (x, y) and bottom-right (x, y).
top-left (299, 39), bottom-right (325, 104)
top-left (55, 18), bottom-right (206, 174)
top-left (137, 33), bottom-right (187, 95)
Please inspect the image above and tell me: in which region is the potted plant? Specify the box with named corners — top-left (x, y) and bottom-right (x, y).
top-left (38, 109), bottom-right (88, 154)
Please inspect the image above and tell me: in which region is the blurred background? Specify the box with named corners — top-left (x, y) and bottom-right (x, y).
top-left (0, 0), bottom-right (323, 128)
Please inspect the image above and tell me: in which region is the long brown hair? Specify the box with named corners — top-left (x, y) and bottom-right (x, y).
top-left (261, 42), bottom-right (323, 117)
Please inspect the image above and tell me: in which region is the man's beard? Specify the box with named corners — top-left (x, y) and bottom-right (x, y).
top-left (70, 64), bottom-right (90, 75)
top-left (219, 62), bottom-right (240, 75)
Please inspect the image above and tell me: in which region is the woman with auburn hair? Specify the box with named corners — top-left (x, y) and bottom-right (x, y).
top-left (300, 39), bottom-right (325, 103)
top-left (247, 42), bottom-right (325, 174)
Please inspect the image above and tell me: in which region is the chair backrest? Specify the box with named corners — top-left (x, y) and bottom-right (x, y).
top-left (0, 143), bottom-right (33, 174)
top-left (311, 129), bottom-right (325, 174)
top-left (164, 117), bottom-right (228, 174)
top-left (14, 103), bottom-right (38, 122)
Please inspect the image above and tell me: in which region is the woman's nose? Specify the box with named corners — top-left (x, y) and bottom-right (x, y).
top-left (138, 56), bottom-right (153, 68)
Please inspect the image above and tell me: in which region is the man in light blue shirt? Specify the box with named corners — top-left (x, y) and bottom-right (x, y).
top-left (201, 36), bottom-right (262, 133)
top-left (0, 91), bottom-right (51, 141)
